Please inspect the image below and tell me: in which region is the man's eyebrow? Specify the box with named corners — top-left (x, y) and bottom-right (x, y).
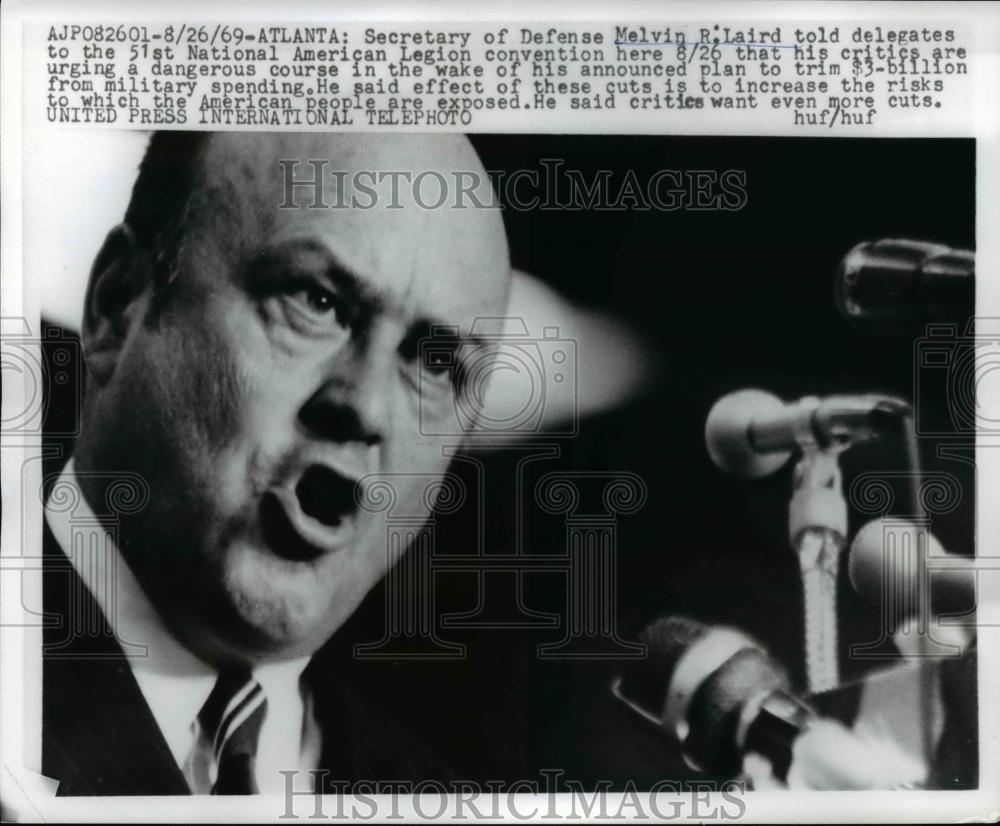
top-left (408, 318), bottom-right (490, 350)
top-left (266, 236), bottom-right (385, 311)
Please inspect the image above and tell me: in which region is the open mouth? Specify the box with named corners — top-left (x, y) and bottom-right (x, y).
top-left (296, 465), bottom-right (358, 528)
top-left (260, 465), bottom-right (361, 562)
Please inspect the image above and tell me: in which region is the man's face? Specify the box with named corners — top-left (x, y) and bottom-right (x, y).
top-left (87, 134), bottom-right (509, 664)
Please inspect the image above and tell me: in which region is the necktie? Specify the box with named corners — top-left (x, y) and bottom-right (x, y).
top-left (198, 670), bottom-right (268, 794)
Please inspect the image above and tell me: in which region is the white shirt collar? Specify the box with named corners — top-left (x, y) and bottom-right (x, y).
top-left (45, 459), bottom-right (313, 778)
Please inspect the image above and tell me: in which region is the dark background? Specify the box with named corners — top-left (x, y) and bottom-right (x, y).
top-left (43, 136), bottom-right (976, 788)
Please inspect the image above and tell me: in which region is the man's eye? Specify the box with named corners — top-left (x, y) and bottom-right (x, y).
top-left (296, 284), bottom-right (337, 314)
top-left (424, 350), bottom-right (454, 376)
top-left (279, 281), bottom-right (348, 333)
top-left (407, 345), bottom-right (462, 395)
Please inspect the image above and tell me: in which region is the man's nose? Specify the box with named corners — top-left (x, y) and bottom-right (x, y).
top-left (298, 348), bottom-right (392, 447)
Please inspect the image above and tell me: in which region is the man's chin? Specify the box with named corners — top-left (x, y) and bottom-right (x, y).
top-left (197, 542), bottom-right (368, 662)
top-left (139, 532), bottom-right (378, 665)
top-left (172, 596), bottom-right (340, 666)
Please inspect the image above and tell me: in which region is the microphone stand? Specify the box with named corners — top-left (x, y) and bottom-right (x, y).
top-left (790, 412), bottom-right (936, 778)
top-left (901, 412), bottom-right (936, 777)
top-left (788, 446), bottom-right (848, 695)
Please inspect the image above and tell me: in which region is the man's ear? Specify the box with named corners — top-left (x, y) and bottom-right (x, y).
top-left (82, 223), bottom-right (154, 385)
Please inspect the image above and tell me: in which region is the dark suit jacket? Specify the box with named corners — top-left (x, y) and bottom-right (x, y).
top-left (41, 519), bottom-right (451, 796)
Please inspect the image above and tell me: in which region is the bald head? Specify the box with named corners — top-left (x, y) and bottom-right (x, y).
top-left (190, 133), bottom-right (508, 318)
top-left (126, 132), bottom-right (508, 307)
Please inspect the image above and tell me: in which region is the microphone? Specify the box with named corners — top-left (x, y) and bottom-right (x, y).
top-left (613, 616), bottom-right (930, 788)
top-left (613, 616), bottom-right (810, 780)
top-left (849, 519), bottom-right (976, 780)
top-left (835, 239), bottom-right (974, 333)
top-left (705, 389), bottom-right (910, 479)
top-left (849, 519), bottom-right (975, 618)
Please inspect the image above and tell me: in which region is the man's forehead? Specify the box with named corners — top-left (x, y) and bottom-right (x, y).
top-left (191, 132), bottom-right (511, 326)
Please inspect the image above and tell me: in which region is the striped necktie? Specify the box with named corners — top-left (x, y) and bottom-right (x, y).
top-left (198, 670), bottom-right (268, 794)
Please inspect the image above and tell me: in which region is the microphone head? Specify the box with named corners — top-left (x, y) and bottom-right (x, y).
top-left (641, 614), bottom-right (707, 656)
top-left (836, 239), bottom-right (974, 334)
top-left (849, 519), bottom-right (973, 616)
top-left (618, 616), bottom-right (709, 719)
top-left (849, 519), bottom-right (922, 607)
top-left (618, 616), bottom-right (793, 777)
top-left (705, 388), bottom-right (791, 479)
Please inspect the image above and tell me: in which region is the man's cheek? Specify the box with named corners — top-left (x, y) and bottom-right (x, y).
top-left (207, 361), bottom-right (305, 498)
top-left (180, 320), bottom-right (285, 453)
